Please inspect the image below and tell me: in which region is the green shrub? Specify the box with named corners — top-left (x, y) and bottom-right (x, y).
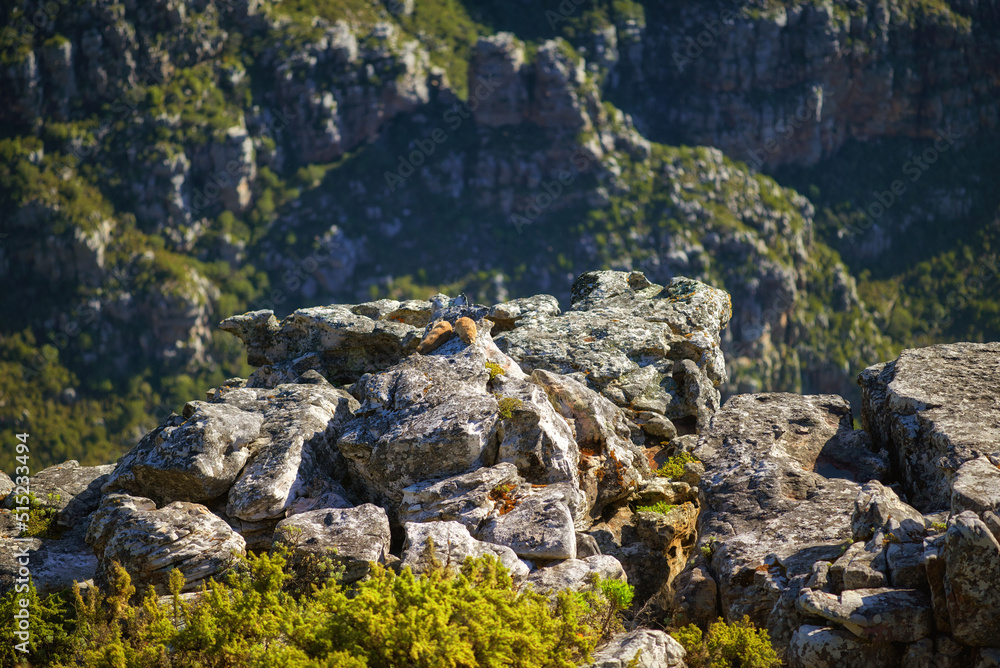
top-left (484, 361), bottom-right (505, 381)
top-left (0, 546), bottom-right (616, 667)
top-left (635, 501), bottom-right (678, 515)
top-left (655, 452), bottom-right (699, 480)
top-left (496, 396), bottom-right (523, 419)
top-left (672, 616), bottom-right (780, 668)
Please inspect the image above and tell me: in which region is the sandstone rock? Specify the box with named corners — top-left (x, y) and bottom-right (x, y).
top-left (487, 294), bottom-right (561, 332)
top-left (86, 494), bottom-right (245, 594)
top-left (851, 481), bottom-right (925, 543)
top-left (691, 393), bottom-right (863, 647)
top-left (496, 272), bottom-right (731, 433)
top-left (951, 456), bottom-right (1000, 516)
top-left (398, 463), bottom-right (523, 533)
top-left (886, 541), bottom-right (930, 591)
top-left (4, 461), bottom-right (114, 528)
top-left (581, 629), bottom-right (686, 668)
top-left (273, 504), bottom-right (390, 583)
top-left (475, 485), bottom-right (577, 560)
top-left (671, 554), bottom-right (719, 628)
top-left (0, 535), bottom-right (98, 596)
top-left (859, 342), bottom-right (1000, 512)
top-left (788, 624), bottom-right (902, 668)
top-left (0, 472), bottom-right (14, 499)
top-left (400, 520), bottom-right (528, 579)
top-left (519, 555), bottom-right (626, 595)
top-left (102, 403), bottom-right (264, 505)
top-left (942, 510), bottom-right (1000, 646)
top-left (796, 587), bottom-right (933, 642)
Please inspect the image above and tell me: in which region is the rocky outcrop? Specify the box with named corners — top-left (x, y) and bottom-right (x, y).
top-left (580, 629), bottom-right (687, 668)
top-left (859, 342), bottom-right (1000, 512)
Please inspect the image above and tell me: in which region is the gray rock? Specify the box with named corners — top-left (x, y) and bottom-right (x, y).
top-left (519, 555), bottom-right (626, 594)
top-left (692, 393), bottom-right (862, 647)
top-left (886, 541), bottom-right (930, 590)
top-left (223, 382), bottom-right (359, 521)
top-left (530, 369), bottom-right (649, 516)
top-left (338, 346), bottom-right (503, 513)
top-left (923, 533), bottom-right (952, 633)
top-left (0, 472), bottom-right (14, 499)
top-left (796, 587), bottom-right (933, 642)
top-left (86, 494), bottom-right (245, 594)
top-left (102, 404), bottom-right (264, 505)
top-left (274, 504), bottom-right (390, 583)
top-left (219, 305), bottom-right (424, 383)
top-left (401, 520), bottom-right (528, 579)
top-left (576, 532), bottom-right (602, 558)
top-left (943, 510), bottom-right (1000, 646)
top-left (487, 294), bottom-right (561, 332)
top-left (788, 624), bottom-right (902, 668)
top-left (951, 456), bottom-right (1000, 516)
top-left (0, 535), bottom-right (97, 596)
top-left (830, 540), bottom-right (886, 591)
top-left (496, 272), bottom-right (731, 433)
top-left (671, 554), bottom-right (719, 628)
top-left (851, 481), bottom-right (925, 543)
top-left (859, 342), bottom-right (1000, 512)
top-left (581, 629), bottom-right (686, 668)
top-left (978, 648), bottom-right (1000, 668)
top-left (4, 461), bottom-right (114, 528)
top-left (398, 463), bottom-right (523, 533)
top-left (475, 485), bottom-right (577, 560)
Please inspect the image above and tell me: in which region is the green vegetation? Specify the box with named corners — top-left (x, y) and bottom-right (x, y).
top-left (635, 501), bottom-right (678, 515)
top-left (484, 361), bottom-right (505, 381)
top-left (496, 396), bottom-right (523, 419)
top-left (0, 547), bottom-right (636, 667)
top-left (672, 616), bottom-right (781, 668)
top-left (655, 452), bottom-right (699, 481)
top-left (21, 493), bottom-right (63, 539)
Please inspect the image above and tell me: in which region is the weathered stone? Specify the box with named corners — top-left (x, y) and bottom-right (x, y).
top-left (224, 381), bottom-right (359, 521)
top-left (102, 403), bottom-right (264, 505)
top-left (86, 494), bottom-right (245, 594)
top-left (886, 541), bottom-right (929, 591)
top-left (943, 510), bottom-right (1000, 646)
top-left (977, 648), bottom-right (1000, 668)
top-left (859, 342), bottom-right (1000, 512)
top-left (788, 624), bottom-right (902, 668)
top-left (952, 456), bottom-right (1000, 516)
top-left (273, 504), bottom-right (390, 583)
top-left (580, 629), bottom-right (686, 668)
top-left (576, 532), bottom-right (601, 558)
top-left (338, 349), bottom-right (502, 514)
top-left (0, 472), bottom-right (13, 499)
top-left (0, 534), bottom-right (97, 596)
top-left (852, 481), bottom-right (925, 543)
top-left (401, 520), bottom-right (528, 579)
top-left (220, 305), bottom-right (424, 383)
top-left (829, 541), bottom-right (886, 591)
top-left (496, 273), bottom-right (731, 432)
top-left (487, 294), bottom-right (561, 332)
top-left (398, 463), bottom-right (523, 533)
top-left (924, 533), bottom-right (952, 633)
top-left (530, 369), bottom-right (648, 516)
top-left (693, 393), bottom-right (862, 648)
top-left (519, 555), bottom-right (626, 594)
top-left (5, 461), bottom-right (114, 527)
top-left (475, 485), bottom-right (577, 560)
top-left (672, 554), bottom-right (719, 628)
top-left (796, 587), bottom-right (933, 642)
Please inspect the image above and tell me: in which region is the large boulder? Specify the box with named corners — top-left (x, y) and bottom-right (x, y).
top-left (859, 342), bottom-right (1000, 512)
top-left (273, 503), bottom-right (391, 583)
top-left (400, 520), bottom-right (528, 579)
top-left (86, 494), bottom-right (246, 594)
top-left (3, 461), bottom-right (114, 528)
top-left (942, 511), bottom-right (1000, 646)
top-left (687, 393), bottom-right (884, 648)
top-left (581, 629), bottom-right (687, 668)
top-left (495, 272), bottom-right (731, 434)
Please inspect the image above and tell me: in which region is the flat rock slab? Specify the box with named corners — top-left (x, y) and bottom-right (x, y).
top-left (691, 393), bottom-right (876, 647)
top-left (797, 587), bottom-right (933, 642)
top-left (0, 535), bottom-right (97, 596)
top-left (398, 463), bottom-right (523, 533)
top-left (475, 485), bottom-right (578, 560)
top-left (581, 629), bottom-right (686, 668)
top-left (788, 624), bottom-right (902, 668)
top-left (859, 342), bottom-right (1000, 512)
top-left (3, 461), bottom-right (114, 528)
